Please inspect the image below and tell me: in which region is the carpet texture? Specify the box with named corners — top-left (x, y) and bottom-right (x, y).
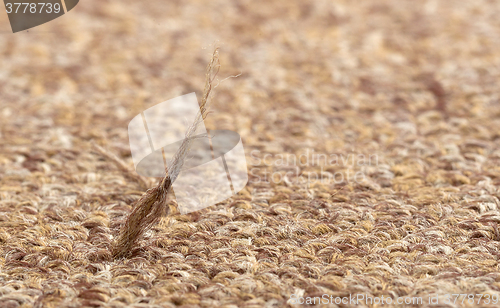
top-left (1, 0), bottom-right (500, 307)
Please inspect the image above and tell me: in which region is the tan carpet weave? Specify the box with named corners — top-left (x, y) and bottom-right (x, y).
top-left (1, 0), bottom-right (500, 307)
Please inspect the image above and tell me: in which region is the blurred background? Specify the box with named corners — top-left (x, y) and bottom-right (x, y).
top-left (1, 0), bottom-right (499, 158)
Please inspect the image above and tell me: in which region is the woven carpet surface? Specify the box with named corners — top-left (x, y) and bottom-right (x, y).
top-left (1, 0), bottom-right (500, 307)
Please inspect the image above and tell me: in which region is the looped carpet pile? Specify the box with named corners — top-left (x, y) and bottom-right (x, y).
top-left (0, 0), bottom-right (500, 307)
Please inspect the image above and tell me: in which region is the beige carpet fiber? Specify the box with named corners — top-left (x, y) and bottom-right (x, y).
top-left (1, 0), bottom-right (500, 307)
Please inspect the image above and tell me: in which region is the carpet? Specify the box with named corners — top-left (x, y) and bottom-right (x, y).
top-left (1, 0), bottom-right (500, 307)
